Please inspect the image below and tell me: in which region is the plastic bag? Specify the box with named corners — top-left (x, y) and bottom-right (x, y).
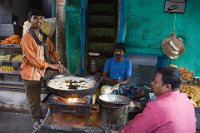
top-left (22, 18), bottom-right (56, 37)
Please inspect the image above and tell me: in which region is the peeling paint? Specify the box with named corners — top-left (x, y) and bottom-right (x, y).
top-left (124, 0), bottom-right (200, 76)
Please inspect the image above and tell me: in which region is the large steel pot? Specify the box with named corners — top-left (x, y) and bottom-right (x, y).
top-left (98, 94), bottom-right (131, 130)
top-left (46, 74), bottom-right (99, 97)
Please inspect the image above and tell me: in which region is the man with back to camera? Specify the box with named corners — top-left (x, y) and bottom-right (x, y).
top-left (122, 67), bottom-right (196, 133)
top-left (101, 43), bottom-right (133, 96)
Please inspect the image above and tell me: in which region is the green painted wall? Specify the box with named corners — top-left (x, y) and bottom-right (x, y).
top-left (124, 0), bottom-right (200, 76)
top-left (66, 0), bottom-right (81, 74)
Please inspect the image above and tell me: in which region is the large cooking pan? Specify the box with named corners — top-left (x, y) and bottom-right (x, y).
top-left (46, 74), bottom-right (99, 97)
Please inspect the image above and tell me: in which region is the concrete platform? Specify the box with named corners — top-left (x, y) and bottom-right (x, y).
top-left (42, 110), bottom-right (104, 133)
top-left (0, 111), bottom-right (67, 133)
top-left (0, 110), bottom-right (200, 133)
top-left (0, 111), bottom-right (104, 133)
top-left (0, 111), bottom-right (32, 133)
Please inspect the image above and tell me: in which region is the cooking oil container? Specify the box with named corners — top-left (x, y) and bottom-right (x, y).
top-left (89, 59), bottom-right (98, 74)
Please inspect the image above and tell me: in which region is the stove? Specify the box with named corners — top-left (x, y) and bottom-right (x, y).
top-left (48, 94), bottom-right (92, 125)
top-left (41, 75), bottom-right (106, 132)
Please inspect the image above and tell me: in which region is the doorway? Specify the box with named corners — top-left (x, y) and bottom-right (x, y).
top-left (85, 0), bottom-right (119, 74)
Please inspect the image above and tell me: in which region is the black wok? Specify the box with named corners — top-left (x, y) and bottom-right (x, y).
top-left (46, 74), bottom-right (99, 97)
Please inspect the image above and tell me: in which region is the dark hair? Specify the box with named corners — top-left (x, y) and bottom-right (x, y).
top-left (28, 9), bottom-right (44, 20)
top-left (157, 67), bottom-right (182, 90)
top-left (114, 43), bottom-right (126, 53)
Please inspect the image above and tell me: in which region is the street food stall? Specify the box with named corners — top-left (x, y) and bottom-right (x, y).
top-left (0, 0), bottom-right (200, 132)
top-left (34, 74), bottom-right (132, 132)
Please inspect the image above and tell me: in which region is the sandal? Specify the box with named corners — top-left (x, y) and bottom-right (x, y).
top-left (32, 120), bottom-right (41, 131)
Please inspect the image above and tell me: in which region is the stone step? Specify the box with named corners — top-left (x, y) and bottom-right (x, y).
top-left (88, 36), bottom-right (115, 44)
top-left (88, 23), bottom-right (115, 28)
top-left (88, 3), bottom-right (115, 15)
top-left (88, 27), bottom-right (115, 39)
top-left (88, 42), bottom-right (115, 53)
top-left (89, 0), bottom-right (115, 4)
top-left (88, 15), bottom-right (115, 26)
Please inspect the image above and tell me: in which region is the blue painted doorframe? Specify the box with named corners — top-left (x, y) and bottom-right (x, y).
top-left (65, 0), bottom-right (85, 74)
top-left (117, 0), bottom-right (125, 43)
top-left (80, 0), bottom-right (86, 74)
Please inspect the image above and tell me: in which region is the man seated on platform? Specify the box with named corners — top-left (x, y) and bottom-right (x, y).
top-left (122, 67), bottom-right (196, 133)
top-left (101, 43), bottom-right (134, 97)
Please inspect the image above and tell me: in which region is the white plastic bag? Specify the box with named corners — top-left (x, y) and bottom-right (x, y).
top-left (41, 18), bottom-right (56, 37)
top-left (22, 18), bottom-right (56, 37)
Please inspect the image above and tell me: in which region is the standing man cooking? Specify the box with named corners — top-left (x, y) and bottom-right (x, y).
top-left (20, 9), bottom-right (65, 130)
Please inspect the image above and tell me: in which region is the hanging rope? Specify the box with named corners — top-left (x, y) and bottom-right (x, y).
top-left (173, 13), bottom-right (177, 33)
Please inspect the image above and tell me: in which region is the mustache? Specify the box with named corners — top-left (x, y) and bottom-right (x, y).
top-left (115, 54), bottom-right (121, 57)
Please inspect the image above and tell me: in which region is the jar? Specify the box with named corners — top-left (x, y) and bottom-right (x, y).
top-left (89, 59), bottom-right (98, 74)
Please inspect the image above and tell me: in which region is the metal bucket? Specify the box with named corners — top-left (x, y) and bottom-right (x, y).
top-left (98, 94), bottom-right (131, 130)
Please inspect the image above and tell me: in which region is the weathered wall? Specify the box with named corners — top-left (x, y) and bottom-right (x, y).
top-left (41, 0), bottom-right (52, 17)
top-left (0, 0), bottom-right (54, 25)
top-left (0, 0), bottom-right (29, 25)
top-left (65, 0), bottom-right (81, 74)
top-left (56, 0), bottom-right (66, 65)
top-left (124, 0), bottom-right (200, 76)
top-left (0, 1), bottom-right (12, 24)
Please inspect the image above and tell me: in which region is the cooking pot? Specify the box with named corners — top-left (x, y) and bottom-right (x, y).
top-left (46, 74), bottom-right (99, 97)
top-left (98, 94), bottom-right (131, 130)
